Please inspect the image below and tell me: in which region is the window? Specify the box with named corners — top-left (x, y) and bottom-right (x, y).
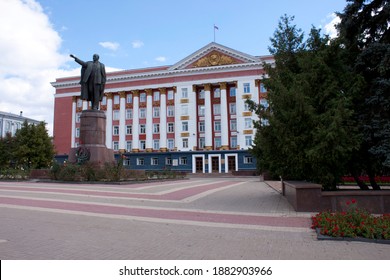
top-left (244, 156), bottom-right (253, 164)
top-left (77, 99), bottom-right (82, 107)
top-left (153, 140), bottom-right (160, 150)
top-left (75, 128), bottom-right (80, 138)
top-left (76, 113), bottom-right (81, 123)
top-left (168, 123), bottom-right (174, 133)
top-left (179, 157), bottom-right (187, 165)
top-left (113, 141), bottom-right (119, 151)
top-left (199, 90), bottom-right (205, 99)
top-left (243, 83), bottom-right (250, 93)
top-left (151, 158), bottom-right (159, 165)
top-left (139, 124), bottom-right (146, 134)
top-left (126, 141), bottom-right (132, 151)
top-left (199, 137), bottom-right (205, 148)
top-left (181, 88), bottom-right (188, 98)
top-left (230, 119), bottom-right (237, 131)
top-left (165, 157), bottom-right (172, 165)
top-left (167, 90), bottom-right (174, 100)
top-left (213, 104), bottom-right (221, 115)
top-left (214, 121), bottom-right (221, 132)
top-left (229, 103), bottom-right (236, 114)
top-left (153, 123), bottom-right (160, 133)
top-left (113, 110), bottom-right (120, 120)
top-left (182, 121), bottom-right (188, 132)
top-left (230, 137), bottom-right (237, 148)
top-left (260, 98), bottom-right (269, 108)
top-left (139, 140), bottom-right (146, 150)
top-left (245, 118), bottom-right (252, 129)
top-left (153, 91), bottom-right (160, 101)
top-left (182, 138), bottom-right (188, 148)
top-left (153, 107), bottom-right (160, 117)
top-left (137, 157), bottom-right (145, 165)
top-left (167, 106), bottom-right (175, 117)
top-left (126, 125), bottom-right (132, 135)
top-left (140, 92), bottom-right (146, 102)
top-left (245, 136), bottom-right (252, 146)
top-left (198, 121), bottom-right (205, 132)
top-left (167, 139), bottom-right (174, 149)
top-left (114, 95), bottom-right (120, 104)
top-left (113, 126), bottom-right (119, 135)
top-left (181, 104), bottom-right (188, 116)
top-left (260, 83), bottom-right (267, 93)
top-left (198, 105), bottom-right (205, 116)
top-left (261, 118), bottom-right (270, 126)
top-left (101, 96), bottom-right (107, 105)
top-left (244, 102), bottom-right (250, 111)
top-left (139, 108), bottom-right (146, 118)
top-left (229, 87), bottom-right (236, 97)
top-left (214, 137), bottom-right (221, 148)
top-left (126, 109), bottom-right (133, 119)
top-left (127, 93), bottom-right (133, 103)
top-left (214, 88), bottom-right (221, 98)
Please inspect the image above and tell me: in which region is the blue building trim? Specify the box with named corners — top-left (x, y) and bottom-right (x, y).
top-left (55, 150), bottom-right (257, 174)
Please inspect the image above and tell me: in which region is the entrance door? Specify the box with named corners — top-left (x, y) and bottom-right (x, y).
top-left (211, 157), bottom-right (219, 173)
top-left (227, 156), bottom-right (236, 172)
top-left (195, 157), bottom-right (203, 173)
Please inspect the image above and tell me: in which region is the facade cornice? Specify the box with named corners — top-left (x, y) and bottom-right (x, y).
top-left (52, 61), bottom-right (267, 89)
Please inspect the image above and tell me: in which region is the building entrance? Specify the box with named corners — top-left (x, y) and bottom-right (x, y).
top-left (211, 157), bottom-right (219, 173)
top-left (227, 156), bottom-right (236, 172)
top-left (195, 157), bottom-right (203, 173)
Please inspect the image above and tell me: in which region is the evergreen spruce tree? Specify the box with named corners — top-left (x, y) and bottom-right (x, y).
top-left (249, 15), bottom-right (361, 190)
top-left (337, 0), bottom-right (390, 189)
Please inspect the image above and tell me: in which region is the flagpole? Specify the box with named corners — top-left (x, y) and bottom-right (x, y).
top-left (214, 24), bottom-right (216, 42)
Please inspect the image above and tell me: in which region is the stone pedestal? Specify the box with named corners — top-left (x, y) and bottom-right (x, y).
top-left (68, 110), bottom-right (115, 164)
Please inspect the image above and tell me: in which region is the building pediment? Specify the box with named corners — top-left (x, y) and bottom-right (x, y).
top-left (169, 42), bottom-right (260, 70)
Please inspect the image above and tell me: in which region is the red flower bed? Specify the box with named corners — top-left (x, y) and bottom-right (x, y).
top-left (341, 176), bottom-right (390, 184)
top-left (311, 200), bottom-right (390, 240)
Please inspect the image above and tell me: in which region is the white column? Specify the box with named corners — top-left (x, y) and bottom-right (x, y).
top-left (105, 93), bottom-right (113, 149)
top-left (159, 88), bottom-right (167, 151)
top-left (132, 90), bottom-right (140, 151)
top-left (204, 84), bottom-right (213, 150)
top-left (220, 82), bottom-right (229, 149)
top-left (71, 96), bottom-right (77, 148)
top-left (82, 100), bottom-right (88, 110)
top-left (145, 89), bottom-right (153, 152)
top-left (119, 92), bottom-right (126, 152)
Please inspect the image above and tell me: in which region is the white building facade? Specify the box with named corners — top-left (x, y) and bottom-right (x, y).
top-left (52, 43), bottom-right (273, 173)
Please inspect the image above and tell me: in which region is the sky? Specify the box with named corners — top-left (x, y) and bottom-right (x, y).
top-left (0, 0), bottom-right (346, 135)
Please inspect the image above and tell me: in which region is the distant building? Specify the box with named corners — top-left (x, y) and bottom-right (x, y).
top-left (0, 111), bottom-right (41, 137)
top-left (51, 42), bottom-right (273, 173)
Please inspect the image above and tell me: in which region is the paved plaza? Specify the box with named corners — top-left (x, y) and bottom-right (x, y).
top-left (0, 177), bottom-right (389, 259)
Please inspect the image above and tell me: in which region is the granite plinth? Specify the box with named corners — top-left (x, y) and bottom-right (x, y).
top-left (68, 110), bottom-right (115, 165)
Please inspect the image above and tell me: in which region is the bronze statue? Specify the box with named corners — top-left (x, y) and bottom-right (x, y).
top-left (70, 54), bottom-right (106, 110)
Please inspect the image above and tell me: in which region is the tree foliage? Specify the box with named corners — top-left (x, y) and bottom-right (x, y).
top-left (336, 0), bottom-right (390, 189)
top-left (0, 121), bottom-right (55, 170)
top-left (248, 15), bottom-right (362, 190)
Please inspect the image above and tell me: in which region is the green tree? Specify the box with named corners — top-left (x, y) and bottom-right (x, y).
top-left (13, 121), bottom-right (55, 169)
top-left (248, 15), bottom-right (361, 190)
top-left (0, 133), bottom-right (15, 168)
top-left (337, 0), bottom-right (390, 189)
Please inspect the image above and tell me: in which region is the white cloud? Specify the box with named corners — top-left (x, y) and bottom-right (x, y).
top-left (99, 41), bottom-right (120, 51)
top-left (0, 0), bottom-right (74, 135)
top-left (131, 40), bottom-right (144, 48)
top-left (155, 56), bottom-right (167, 62)
top-left (324, 13), bottom-right (340, 39)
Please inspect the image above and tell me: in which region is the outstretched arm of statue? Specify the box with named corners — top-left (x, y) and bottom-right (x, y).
top-left (70, 54), bottom-right (86, 67)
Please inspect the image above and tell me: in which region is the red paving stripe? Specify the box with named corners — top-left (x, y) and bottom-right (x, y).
top-left (0, 181), bottom-right (239, 201)
top-left (0, 197), bottom-right (310, 228)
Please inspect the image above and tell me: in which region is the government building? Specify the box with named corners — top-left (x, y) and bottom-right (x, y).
top-left (51, 42), bottom-right (273, 173)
